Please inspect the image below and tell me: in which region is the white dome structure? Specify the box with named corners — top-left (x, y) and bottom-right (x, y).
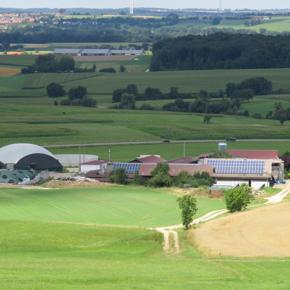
top-left (0, 143), bottom-right (62, 171)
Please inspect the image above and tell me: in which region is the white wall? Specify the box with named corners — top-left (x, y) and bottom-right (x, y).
top-left (80, 164), bottom-right (101, 174)
top-left (216, 180), bottom-right (269, 190)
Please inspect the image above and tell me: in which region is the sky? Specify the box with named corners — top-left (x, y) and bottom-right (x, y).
top-left (0, 0), bottom-right (289, 10)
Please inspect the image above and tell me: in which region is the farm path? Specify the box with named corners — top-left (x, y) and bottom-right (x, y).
top-left (155, 186), bottom-right (290, 254)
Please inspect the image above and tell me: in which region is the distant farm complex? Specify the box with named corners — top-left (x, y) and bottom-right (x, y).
top-left (0, 143), bottom-right (284, 190)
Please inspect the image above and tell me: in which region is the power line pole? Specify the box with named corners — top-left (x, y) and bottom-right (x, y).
top-left (130, 0), bottom-right (134, 15)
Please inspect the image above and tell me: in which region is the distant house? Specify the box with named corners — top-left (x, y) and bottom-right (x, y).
top-left (80, 160), bottom-right (108, 174)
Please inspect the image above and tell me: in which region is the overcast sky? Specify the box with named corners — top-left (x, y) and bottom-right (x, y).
top-left (0, 0), bottom-right (289, 10)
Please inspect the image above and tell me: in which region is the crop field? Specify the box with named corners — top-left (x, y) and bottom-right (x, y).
top-left (0, 67), bottom-right (20, 76)
top-left (2, 92), bottom-right (290, 148)
top-left (62, 68), bottom-right (290, 95)
top-left (51, 140), bottom-right (290, 162)
top-left (0, 185), bottom-right (290, 289)
top-left (219, 16), bottom-right (290, 33)
top-left (22, 72), bottom-right (99, 89)
top-left (0, 55), bottom-right (36, 67)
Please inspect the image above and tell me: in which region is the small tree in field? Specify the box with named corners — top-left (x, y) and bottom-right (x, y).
top-left (46, 83), bottom-right (66, 98)
top-left (224, 185), bottom-right (253, 213)
top-left (177, 195), bottom-right (197, 230)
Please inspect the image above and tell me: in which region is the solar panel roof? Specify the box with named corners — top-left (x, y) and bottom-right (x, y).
top-left (206, 159), bottom-right (265, 175)
top-left (112, 163), bottom-right (141, 174)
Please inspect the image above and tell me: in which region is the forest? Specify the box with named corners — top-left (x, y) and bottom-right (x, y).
top-left (150, 33), bottom-right (290, 71)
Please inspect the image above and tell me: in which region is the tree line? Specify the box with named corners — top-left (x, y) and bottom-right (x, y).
top-left (22, 55), bottom-right (96, 74)
top-left (150, 33), bottom-right (290, 71)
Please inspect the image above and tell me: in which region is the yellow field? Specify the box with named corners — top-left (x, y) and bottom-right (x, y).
top-left (193, 202), bottom-right (290, 257)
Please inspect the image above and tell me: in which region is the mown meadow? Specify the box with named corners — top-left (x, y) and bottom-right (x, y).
top-left (0, 186), bottom-right (289, 290)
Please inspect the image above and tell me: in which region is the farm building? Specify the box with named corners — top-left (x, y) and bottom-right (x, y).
top-left (109, 162), bottom-right (213, 178)
top-left (80, 160), bottom-right (108, 174)
top-left (54, 48), bottom-right (81, 56)
top-left (0, 143), bottom-right (62, 171)
top-left (55, 154), bottom-right (99, 167)
top-left (130, 155), bottom-right (164, 163)
top-left (53, 48), bottom-right (144, 56)
top-left (202, 157), bottom-right (284, 189)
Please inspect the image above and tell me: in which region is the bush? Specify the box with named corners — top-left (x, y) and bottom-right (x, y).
top-left (149, 163), bottom-right (173, 187)
top-left (46, 83), bottom-right (66, 98)
top-left (224, 185), bottom-right (253, 213)
top-left (109, 168), bottom-right (128, 184)
top-left (100, 68), bottom-right (116, 73)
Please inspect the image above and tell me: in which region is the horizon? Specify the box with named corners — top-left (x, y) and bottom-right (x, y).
top-left (0, 1), bottom-right (289, 10)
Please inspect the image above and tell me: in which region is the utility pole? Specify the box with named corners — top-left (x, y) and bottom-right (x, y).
top-left (109, 148), bottom-right (111, 162)
top-left (130, 0), bottom-right (134, 15)
top-left (183, 142), bottom-right (186, 157)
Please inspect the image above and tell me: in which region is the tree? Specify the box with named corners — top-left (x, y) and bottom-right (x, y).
top-left (119, 94), bottom-right (136, 109)
top-left (109, 168), bottom-right (128, 184)
top-left (120, 65), bottom-right (126, 72)
top-left (177, 195), bottom-right (197, 230)
top-left (149, 163), bottom-right (172, 187)
top-left (68, 86), bottom-right (87, 100)
top-left (126, 84), bottom-right (138, 95)
top-left (58, 55), bottom-right (75, 72)
top-left (46, 83), bottom-right (66, 98)
top-left (224, 185), bottom-right (253, 213)
top-left (203, 115), bottom-right (212, 124)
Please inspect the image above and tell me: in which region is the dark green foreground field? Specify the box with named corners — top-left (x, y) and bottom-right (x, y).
top-left (0, 186), bottom-right (289, 290)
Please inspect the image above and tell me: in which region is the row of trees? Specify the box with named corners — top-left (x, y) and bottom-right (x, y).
top-left (151, 33), bottom-right (290, 71)
top-left (22, 55), bottom-right (97, 74)
top-left (112, 84), bottom-right (191, 103)
top-left (46, 83), bottom-right (96, 107)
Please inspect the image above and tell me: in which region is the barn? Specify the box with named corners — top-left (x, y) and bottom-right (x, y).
top-left (0, 143), bottom-right (63, 171)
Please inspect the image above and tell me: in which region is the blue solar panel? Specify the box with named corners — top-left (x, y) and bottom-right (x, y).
top-left (207, 159), bottom-right (264, 175)
top-left (112, 163), bottom-right (141, 174)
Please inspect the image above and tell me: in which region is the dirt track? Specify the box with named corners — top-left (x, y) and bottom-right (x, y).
top-left (193, 202), bottom-right (290, 257)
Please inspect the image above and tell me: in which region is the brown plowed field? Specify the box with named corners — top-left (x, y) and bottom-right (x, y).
top-left (193, 202), bottom-right (290, 257)
top-left (0, 67), bottom-right (20, 76)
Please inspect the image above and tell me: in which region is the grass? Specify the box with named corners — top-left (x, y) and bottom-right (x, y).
top-left (51, 140), bottom-right (290, 161)
top-left (2, 96), bottom-right (290, 146)
top-left (0, 186), bottom-right (289, 289)
top-left (0, 186), bottom-right (223, 227)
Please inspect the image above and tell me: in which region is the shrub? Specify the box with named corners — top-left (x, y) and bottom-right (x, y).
top-left (224, 185), bottom-right (253, 213)
top-left (149, 163), bottom-right (173, 187)
top-left (109, 168), bottom-right (128, 184)
top-left (100, 68), bottom-right (116, 73)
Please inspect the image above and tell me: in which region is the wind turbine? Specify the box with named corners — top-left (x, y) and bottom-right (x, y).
top-left (130, 0), bottom-right (134, 15)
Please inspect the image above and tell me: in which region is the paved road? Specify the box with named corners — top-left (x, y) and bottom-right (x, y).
top-left (45, 139), bottom-right (290, 149)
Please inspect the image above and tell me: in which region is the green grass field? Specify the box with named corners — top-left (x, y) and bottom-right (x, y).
top-left (0, 186), bottom-right (289, 290)
top-left (51, 140), bottom-right (290, 162)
